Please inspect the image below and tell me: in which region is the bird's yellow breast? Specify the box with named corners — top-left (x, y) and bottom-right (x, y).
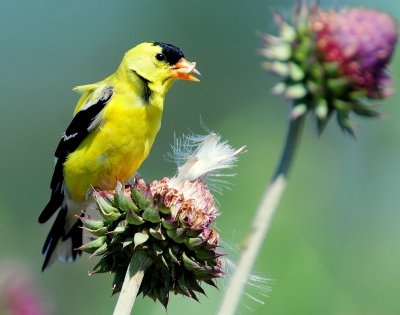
top-left (64, 91), bottom-right (163, 200)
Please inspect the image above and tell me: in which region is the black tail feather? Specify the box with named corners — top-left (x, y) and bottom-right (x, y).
top-left (38, 192), bottom-right (63, 224)
top-left (38, 161), bottom-right (64, 224)
top-left (41, 207), bottom-right (83, 271)
top-left (64, 218), bottom-right (83, 261)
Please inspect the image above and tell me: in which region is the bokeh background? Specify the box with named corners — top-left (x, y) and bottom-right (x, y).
top-left (1, 0), bottom-right (400, 314)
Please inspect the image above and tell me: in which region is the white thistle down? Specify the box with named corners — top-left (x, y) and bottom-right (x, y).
top-left (155, 132), bottom-right (245, 221)
top-left (170, 133), bottom-right (246, 183)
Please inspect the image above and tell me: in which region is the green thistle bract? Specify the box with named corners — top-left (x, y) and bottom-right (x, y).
top-left (261, 2), bottom-right (398, 135)
top-left (80, 178), bottom-right (224, 308)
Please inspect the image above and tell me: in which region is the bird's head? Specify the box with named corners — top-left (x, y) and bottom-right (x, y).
top-left (122, 42), bottom-right (200, 91)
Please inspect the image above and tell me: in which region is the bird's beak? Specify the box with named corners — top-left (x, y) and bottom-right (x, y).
top-left (171, 58), bottom-right (201, 82)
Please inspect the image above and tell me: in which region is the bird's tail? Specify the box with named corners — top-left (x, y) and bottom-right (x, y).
top-left (40, 206), bottom-right (83, 271)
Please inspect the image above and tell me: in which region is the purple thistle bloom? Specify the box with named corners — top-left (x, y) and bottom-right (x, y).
top-left (149, 177), bottom-right (218, 230)
top-left (0, 265), bottom-right (48, 315)
top-left (261, 2), bottom-right (398, 135)
top-left (312, 8), bottom-right (398, 98)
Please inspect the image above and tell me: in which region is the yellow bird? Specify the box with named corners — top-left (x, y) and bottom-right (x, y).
top-left (38, 42), bottom-right (199, 270)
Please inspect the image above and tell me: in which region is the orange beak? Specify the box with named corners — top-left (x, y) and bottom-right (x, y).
top-left (171, 58), bottom-right (201, 82)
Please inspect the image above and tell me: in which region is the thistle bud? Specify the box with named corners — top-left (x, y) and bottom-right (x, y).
top-left (81, 133), bottom-right (245, 307)
top-left (261, 2), bottom-right (398, 134)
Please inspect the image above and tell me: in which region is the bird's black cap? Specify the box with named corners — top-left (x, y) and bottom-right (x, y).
top-left (153, 42), bottom-right (185, 65)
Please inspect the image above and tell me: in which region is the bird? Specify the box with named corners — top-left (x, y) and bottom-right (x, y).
top-left (38, 42), bottom-right (200, 271)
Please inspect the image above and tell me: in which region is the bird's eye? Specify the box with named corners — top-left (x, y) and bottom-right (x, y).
top-left (156, 53), bottom-right (166, 61)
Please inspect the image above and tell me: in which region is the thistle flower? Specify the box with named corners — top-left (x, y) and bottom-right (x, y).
top-left (261, 2), bottom-right (398, 134)
top-left (80, 133), bottom-right (245, 308)
top-left (219, 4), bottom-right (397, 315)
top-left (0, 263), bottom-right (49, 315)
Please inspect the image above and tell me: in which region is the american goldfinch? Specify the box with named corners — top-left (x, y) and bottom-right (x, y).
top-left (38, 42), bottom-right (200, 270)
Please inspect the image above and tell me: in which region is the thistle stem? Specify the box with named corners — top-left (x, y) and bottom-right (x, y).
top-left (217, 113), bottom-right (305, 315)
top-left (113, 250), bottom-right (152, 315)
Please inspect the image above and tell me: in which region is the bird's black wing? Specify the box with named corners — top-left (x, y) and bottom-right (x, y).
top-left (38, 86), bottom-right (113, 224)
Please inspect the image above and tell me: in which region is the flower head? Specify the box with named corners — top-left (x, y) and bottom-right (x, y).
top-left (80, 132), bottom-right (245, 307)
top-left (0, 263), bottom-right (49, 315)
top-left (312, 8), bottom-right (397, 98)
top-left (150, 177), bottom-right (218, 229)
top-left (261, 2), bottom-right (398, 134)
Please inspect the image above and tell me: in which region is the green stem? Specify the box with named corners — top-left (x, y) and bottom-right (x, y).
top-left (113, 250), bottom-right (152, 315)
top-left (217, 113), bottom-right (305, 315)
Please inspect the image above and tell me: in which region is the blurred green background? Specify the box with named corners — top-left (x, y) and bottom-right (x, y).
top-left (1, 0), bottom-right (400, 314)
